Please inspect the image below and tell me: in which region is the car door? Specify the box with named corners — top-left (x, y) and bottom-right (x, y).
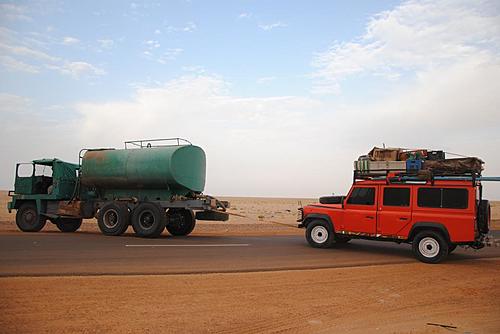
top-left (342, 186), bottom-right (377, 234)
top-left (377, 186), bottom-right (412, 236)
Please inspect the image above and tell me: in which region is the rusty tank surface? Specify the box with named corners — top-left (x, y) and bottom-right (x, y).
top-left (80, 141), bottom-right (206, 200)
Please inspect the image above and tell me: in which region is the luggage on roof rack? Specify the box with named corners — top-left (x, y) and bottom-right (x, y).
top-left (423, 157), bottom-right (483, 175)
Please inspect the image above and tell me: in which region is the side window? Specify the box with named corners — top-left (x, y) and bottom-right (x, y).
top-left (417, 188), bottom-right (441, 208)
top-left (17, 164), bottom-right (34, 177)
top-left (383, 187), bottom-right (410, 207)
top-left (418, 188), bottom-right (468, 209)
top-left (442, 188), bottom-right (468, 209)
top-left (347, 187), bottom-right (375, 205)
top-left (35, 165), bottom-right (53, 177)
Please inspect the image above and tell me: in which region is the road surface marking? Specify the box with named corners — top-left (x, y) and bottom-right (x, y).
top-left (125, 243), bottom-right (250, 247)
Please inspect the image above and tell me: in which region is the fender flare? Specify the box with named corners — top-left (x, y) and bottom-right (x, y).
top-left (302, 214), bottom-right (334, 232)
top-left (408, 222), bottom-right (451, 243)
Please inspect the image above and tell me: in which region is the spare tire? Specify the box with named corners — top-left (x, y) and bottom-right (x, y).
top-left (319, 196), bottom-right (344, 205)
top-left (477, 200), bottom-right (490, 234)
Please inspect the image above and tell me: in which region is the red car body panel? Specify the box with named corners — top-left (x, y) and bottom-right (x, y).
top-left (302, 179), bottom-right (479, 243)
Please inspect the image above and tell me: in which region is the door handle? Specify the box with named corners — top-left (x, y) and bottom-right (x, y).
top-left (366, 216), bottom-right (375, 219)
top-left (399, 217), bottom-right (408, 221)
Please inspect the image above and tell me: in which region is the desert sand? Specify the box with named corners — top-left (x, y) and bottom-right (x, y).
top-left (1, 191), bottom-right (499, 333)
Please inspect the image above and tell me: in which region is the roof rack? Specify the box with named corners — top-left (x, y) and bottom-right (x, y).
top-left (352, 170), bottom-right (497, 186)
top-left (124, 138), bottom-right (192, 149)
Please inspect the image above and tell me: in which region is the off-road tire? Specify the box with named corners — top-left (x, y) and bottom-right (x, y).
top-left (477, 200), bottom-right (490, 234)
top-left (16, 203), bottom-right (46, 232)
top-left (131, 202), bottom-right (166, 238)
top-left (305, 220), bottom-right (335, 248)
top-left (56, 218), bottom-right (82, 232)
top-left (97, 202), bottom-right (130, 236)
top-left (412, 230), bottom-right (449, 264)
top-left (166, 209), bottom-right (196, 236)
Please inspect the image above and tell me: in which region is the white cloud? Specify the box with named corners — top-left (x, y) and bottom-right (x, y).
top-left (62, 36), bottom-right (80, 45)
top-left (312, 0), bottom-right (500, 93)
top-left (145, 40), bottom-right (161, 49)
top-left (0, 93), bottom-right (32, 114)
top-left (0, 28), bottom-right (105, 79)
top-left (166, 21), bottom-right (197, 33)
top-left (0, 41), bottom-right (59, 62)
top-left (258, 21), bottom-right (287, 31)
top-left (257, 76), bottom-right (276, 84)
top-left (158, 48), bottom-right (183, 64)
top-left (0, 3), bottom-right (31, 21)
top-left (238, 12), bottom-right (252, 19)
top-left (46, 61), bottom-right (106, 78)
top-left (97, 39), bottom-right (114, 49)
top-left (0, 55), bottom-right (39, 73)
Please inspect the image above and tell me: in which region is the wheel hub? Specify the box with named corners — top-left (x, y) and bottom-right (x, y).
top-left (311, 226), bottom-right (328, 244)
top-left (23, 210), bottom-right (35, 224)
top-left (139, 210), bottom-right (155, 230)
top-left (419, 237), bottom-right (440, 258)
top-left (103, 209), bottom-right (119, 228)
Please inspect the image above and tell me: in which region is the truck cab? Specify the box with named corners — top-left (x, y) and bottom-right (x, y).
top-left (298, 173), bottom-right (491, 263)
top-left (8, 159), bottom-right (82, 232)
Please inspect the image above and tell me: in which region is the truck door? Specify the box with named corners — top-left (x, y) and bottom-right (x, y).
top-left (342, 186), bottom-right (377, 234)
top-left (377, 186), bottom-right (411, 236)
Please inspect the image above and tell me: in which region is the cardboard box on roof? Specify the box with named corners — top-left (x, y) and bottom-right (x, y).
top-left (368, 147), bottom-right (401, 161)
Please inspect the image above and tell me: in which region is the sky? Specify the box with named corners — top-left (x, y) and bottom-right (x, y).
top-left (0, 0), bottom-right (500, 198)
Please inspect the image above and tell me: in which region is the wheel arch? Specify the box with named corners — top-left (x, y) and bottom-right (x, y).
top-left (408, 222), bottom-right (451, 243)
top-left (303, 214), bottom-right (334, 232)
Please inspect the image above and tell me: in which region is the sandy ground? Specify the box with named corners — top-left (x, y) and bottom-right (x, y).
top-left (1, 191), bottom-right (499, 333)
top-left (1, 260), bottom-right (499, 333)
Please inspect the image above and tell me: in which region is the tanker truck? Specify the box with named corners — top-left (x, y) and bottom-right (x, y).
top-left (7, 138), bottom-right (229, 238)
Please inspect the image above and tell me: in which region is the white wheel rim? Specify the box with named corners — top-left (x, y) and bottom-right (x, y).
top-left (419, 237), bottom-right (440, 258)
top-left (311, 226), bottom-right (328, 244)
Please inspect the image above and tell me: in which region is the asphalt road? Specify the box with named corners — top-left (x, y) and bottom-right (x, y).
top-left (1, 231), bottom-right (499, 277)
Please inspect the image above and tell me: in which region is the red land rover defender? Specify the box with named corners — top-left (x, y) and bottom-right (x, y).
top-left (298, 172), bottom-right (491, 263)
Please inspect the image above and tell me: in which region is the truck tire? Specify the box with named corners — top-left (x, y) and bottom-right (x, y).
top-left (305, 220), bottom-right (335, 248)
top-left (477, 200), bottom-right (490, 234)
top-left (56, 218), bottom-right (82, 232)
top-left (16, 203), bottom-right (46, 232)
top-left (412, 230), bottom-right (449, 264)
top-left (97, 202), bottom-right (130, 236)
top-left (166, 209), bottom-right (196, 236)
top-left (131, 202), bottom-right (166, 238)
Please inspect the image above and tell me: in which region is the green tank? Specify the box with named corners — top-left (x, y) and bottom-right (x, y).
top-left (80, 145), bottom-right (206, 200)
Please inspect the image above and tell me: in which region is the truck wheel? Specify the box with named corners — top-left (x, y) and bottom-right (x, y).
top-left (56, 218), bottom-right (82, 232)
top-left (97, 203), bottom-right (130, 236)
top-left (165, 209), bottom-right (196, 236)
top-left (16, 203), bottom-right (46, 232)
top-left (131, 202), bottom-right (166, 238)
top-left (412, 231), bottom-right (449, 264)
top-left (306, 220), bottom-right (335, 248)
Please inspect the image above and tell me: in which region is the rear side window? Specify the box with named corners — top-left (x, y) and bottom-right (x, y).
top-left (442, 188), bottom-right (468, 209)
top-left (383, 188), bottom-right (410, 207)
top-left (417, 188), bottom-right (468, 209)
top-left (347, 187), bottom-right (375, 205)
